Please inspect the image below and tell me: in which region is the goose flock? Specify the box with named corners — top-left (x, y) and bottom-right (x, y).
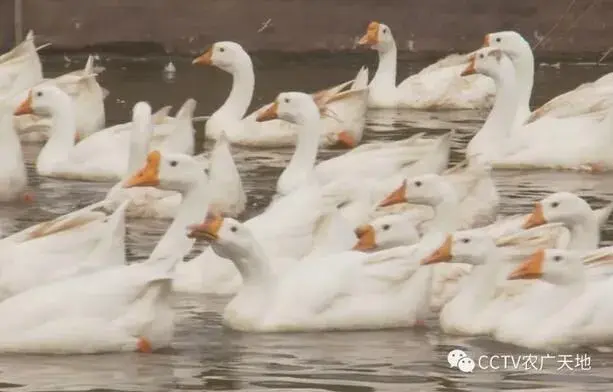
top-left (0, 22), bottom-right (613, 355)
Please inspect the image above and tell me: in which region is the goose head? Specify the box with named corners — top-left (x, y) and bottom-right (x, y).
top-left (256, 91), bottom-right (320, 125)
top-left (523, 192), bottom-right (593, 230)
top-left (508, 248), bottom-right (584, 286)
top-left (483, 31), bottom-right (531, 61)
top-left (358, 21), bottom-right (395, 52)
top-left (461, 47), bottom-right (506, 79)
top-left (378, 173), bottom-right (455, 208)
top-left (353, 213), bottom-right (420, 251)
top-left (192, 41), bottom-right (250, 74)
top-left (124, 150), bottom-right (208, 193)
top-left (13, 85), bottom-right (71, 117)
top-left (187, 214), bottom-right (255, 261)
top-left (421, 230), bottom-right (496, 266)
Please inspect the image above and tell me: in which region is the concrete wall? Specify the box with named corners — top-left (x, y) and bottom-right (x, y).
top-left (0, 1), bottom-right (15, 51)
top-left (3, 0), bottom-right (611, 58)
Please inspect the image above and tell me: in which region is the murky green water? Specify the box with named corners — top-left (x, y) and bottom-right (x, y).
top-left (1, 54), bottom-right (613, 391)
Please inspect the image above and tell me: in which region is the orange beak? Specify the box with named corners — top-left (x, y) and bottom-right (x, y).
top-left (14, 91), bottom-right (34, 116)
top-left (335, 130), bottom-right (356, 149)
top-left (483, 34), bottom-right (490, 47)
top-left (523, 203), bottom-right (546, 229)
top-left (421, 235), bottom-right (453, 265)
top-left (358, 21), bottom-right (380, 46)
top-left (508, 249), bottom-right (545, 280)
top-left (187, 212), bottom-right (224, 240)
top-left (192, 46), bottom-right (213, 65)
top-left (124, 150), bottom-right (161, 188)
top-left (352, 224), bottom-right (376, 251)
top-left (256, 102), bottom-right (278, 122)
top-left (379, 181), bottom-right (407, 207)
top-left (460, 55), bottom-right (476, 77)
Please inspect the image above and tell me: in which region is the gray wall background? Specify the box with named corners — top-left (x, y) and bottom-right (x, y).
top-left (1, 0), bottom-right (608, 58)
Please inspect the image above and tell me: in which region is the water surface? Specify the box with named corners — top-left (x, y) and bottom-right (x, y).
top-left (2, 54), bottom-right (613, 391)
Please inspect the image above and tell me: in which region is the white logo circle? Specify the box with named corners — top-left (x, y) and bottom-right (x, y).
top-left (447, 349), bottom-right (468, 368)
top-left (458, 357), bottom-right (476, 373)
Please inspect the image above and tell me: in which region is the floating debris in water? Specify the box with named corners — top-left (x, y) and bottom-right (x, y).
top-left (163, 60), bottom-right (176, 82)
top-left (539, 62), bottom-right (561, 69)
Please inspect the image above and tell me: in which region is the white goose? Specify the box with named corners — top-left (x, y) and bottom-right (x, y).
top-left (0, 150), bottom-right (211, 354)
top-left (193, 41), bottom-right (368, 148)
top-left (13, 55), bottom-right (106, 142)
top-left (357, 21), bottom-right (495, 109)
top-left (420, 229), bottom-right (559, 336)
top-left (463, 46), bottom-right (613, 171)
top-left (375, 164), bottom-right (500, 232)
top-left (106, 130), bottom-right (246, 219)
top-left (489, 198), bottom-right (613, 346)
top-left (13, 86), bottom-right (194, 181)
top-left (256, 92), bottom-right (450, 198)
top-left (185, 201), bottom-right (465, 332)
top-left (14, 87), bottom-right (148, 181)
top-left (493, 248), bottom-right (613, 350)
top-left (484, 31), bottom-right (613, 126)
top-left (375, 173), bottom-right (490, 311)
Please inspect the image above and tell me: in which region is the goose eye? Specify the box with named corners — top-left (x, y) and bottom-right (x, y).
top-left (382, 224), bottom-right (390, 231)
top-left (36, 91), bottom-right (43, 97)
top-left (204, 168), bottom-right (209, 175)
top-left (219, 47), bottom-right (225, 52)
top-left (169, 160), bottom-right (178, 167)
top-left (496, 37), bottom-right (502, 43)
top-left (230, 226), bottom-right (238, 233)
top-left (551, 201), bottom-right (560, 208)
top-left (284, 98), bottom-right (290, 104)
top-left (382, 28), bottom-right (388, 34)
top-left (479, 53), bottom-right (484, 59)
top-left (461, 238), bottom-right (470, 244)
top-left (553, 255), bottom-right (562, 262)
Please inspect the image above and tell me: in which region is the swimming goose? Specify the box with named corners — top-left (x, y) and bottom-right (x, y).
top-left (186, 208), bottom-right (460, 332)
top-left (357, 21), bottom-right (495, 109)
top-left (13, 55), bottom-right (106, 142)
top-left (484, 31), bottom-right (613, 126)
top-left (493, 248), bottom-right (613, 350)
top-left (14, 87), bottom-right (149, 181)
top-left (14, 86), bottom-right (194, 181)
top-left (420, 230), bottom-right (547, 335)
top-left (256, 91), bottom-right (449, 199)
top-left (463, 46), bottom-right (613, 171)
top-left (193, 41), bottom-right (367, 148)
top-left (0, 150), bottom-right (211, 354)
top-left (106, 130), bottom-right (245, 219)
